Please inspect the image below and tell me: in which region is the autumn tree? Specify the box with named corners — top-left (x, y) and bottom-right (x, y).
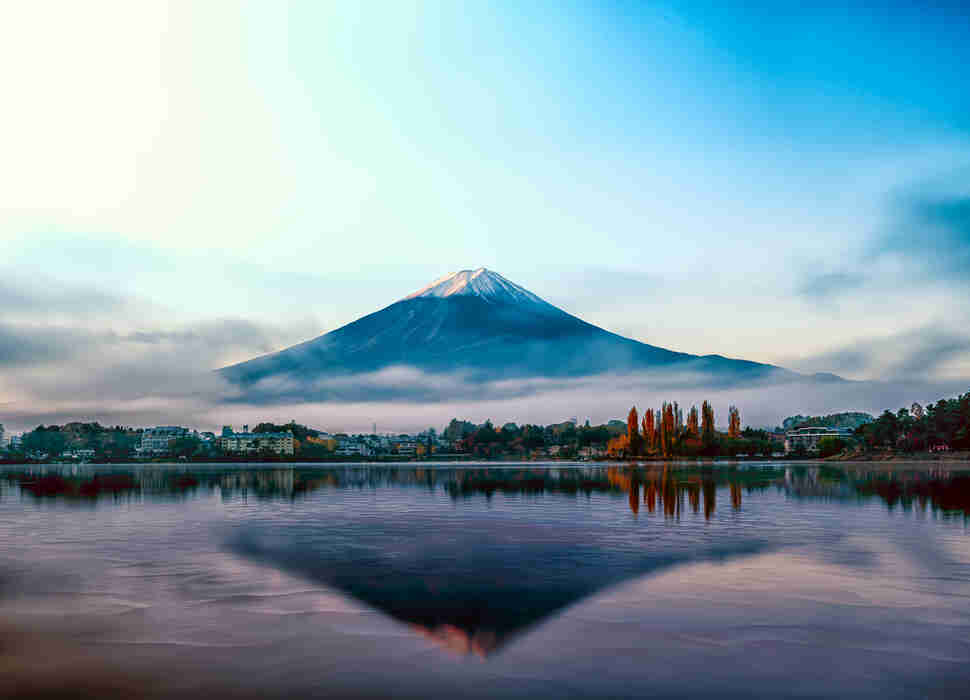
top-left (641, 409), bottom-right (655, 453)
top-left (627, 406), bottom-right (642, 455)
top-left (728, 405), bottom-right (741, 439)
top-left (687, 405), bottom-right (699, 436)
top-left (607, 433), bottom-right (630, 456)
top-left (656, 406), bottom-right (667, 457)
top-left (701, 400), bottom-right (716, 450)
top-left (656, 402), bottom-right (675, 457)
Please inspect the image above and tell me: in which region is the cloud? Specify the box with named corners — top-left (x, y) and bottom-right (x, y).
top-left (880, 194), bottom-right (970, 281)
top-left (0, 323), bottom-right (109, 367)
top-left (796, 271), bottom-right (865, 300)
top-left (793, 172), bottom-right (970, 305)
top-left (0, 277), bottom-right (130, 317)
top-left (2, 345), bottom-right (964, 435)
top-left (0, 305), bottom-right (324, 430)
top-left (792, 324), bottom-right (970, 382)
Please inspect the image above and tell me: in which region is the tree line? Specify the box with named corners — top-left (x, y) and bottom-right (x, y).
top-left (606, 402), bottom-right (772, 458)
top-left (855, 391), bottom-right (970, 452)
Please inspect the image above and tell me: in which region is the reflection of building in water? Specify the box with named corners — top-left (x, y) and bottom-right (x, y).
top-left (219, 469), bottom-right (296, 496)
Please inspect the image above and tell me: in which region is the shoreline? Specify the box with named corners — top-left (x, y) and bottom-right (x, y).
top-left (2, 455), bottom-right (969, 470)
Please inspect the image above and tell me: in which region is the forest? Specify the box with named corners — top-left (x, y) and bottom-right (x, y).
top-left (855, 392), bottom-right (970, 452)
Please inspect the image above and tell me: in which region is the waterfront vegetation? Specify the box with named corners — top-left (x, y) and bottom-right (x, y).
top-left (2, 390), bottom-right (968, 464)
top-left (855, 393), bottom-right (970, 452)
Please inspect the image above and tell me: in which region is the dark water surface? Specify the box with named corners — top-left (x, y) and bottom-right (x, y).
top-left (1, 462), bottom-right (968, 698)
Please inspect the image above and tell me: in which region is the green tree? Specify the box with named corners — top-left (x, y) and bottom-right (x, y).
top-left (817, 437), bottom-right (845, 458)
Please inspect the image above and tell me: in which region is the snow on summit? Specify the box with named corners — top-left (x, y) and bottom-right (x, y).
top-left (404, 268), bottom-right (551, 307)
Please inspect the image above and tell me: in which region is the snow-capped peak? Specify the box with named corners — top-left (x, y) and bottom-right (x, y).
top-left (404, 268), bottom-right (551, 307)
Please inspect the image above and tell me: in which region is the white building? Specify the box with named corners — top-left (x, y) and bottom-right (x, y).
top-left (141, 426), bottom-right (189, 454)
top-left (394, 441), bottom-right (418, 456)
top-left (784, 427), bottom-right (854, 454)
top-left (335, 439), bottom-right (371, 457)
top-left (220, 430), bottom-right (294, 456)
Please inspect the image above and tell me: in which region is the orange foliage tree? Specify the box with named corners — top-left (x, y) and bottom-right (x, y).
top-left (701, 400), bottom-right (716, 448)
top-left (687, 405), bottom-right (699, 436)
top-left (656, 401), bottom-right (675, 457)
top-left (641, 409), bottom-right (655, 453)
top-left (627, 406), bottom-right (642, 455)
top-left (607, 433), bottom-right (630, 456)
top-left (728, 405), bottom-right (741, 439)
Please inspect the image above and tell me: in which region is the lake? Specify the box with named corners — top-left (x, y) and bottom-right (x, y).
top-left (1, 462), bottom-right (968, 698)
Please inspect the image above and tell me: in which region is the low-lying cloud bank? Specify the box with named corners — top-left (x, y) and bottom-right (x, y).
top-left (790, 324), bottom-right (970, 383)
top-left (3, 351), bottom-right (966, 434)
top-left (1, 273), bottom-right (967, 433)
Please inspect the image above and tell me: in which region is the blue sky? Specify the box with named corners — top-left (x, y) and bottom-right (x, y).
top-left (1, 1), bottom-right (968, 429)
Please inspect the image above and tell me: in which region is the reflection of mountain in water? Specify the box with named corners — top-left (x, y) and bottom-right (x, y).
top-left (230, 510), bottom-right (769, 656)
top-left (4, 463), bottom-right (969, 655)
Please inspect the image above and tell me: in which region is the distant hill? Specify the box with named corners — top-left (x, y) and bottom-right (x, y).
top-left (782, 412), bottom-right (874, 431)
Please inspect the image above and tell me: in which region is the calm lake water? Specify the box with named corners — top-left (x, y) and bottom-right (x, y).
top-left (1, 461), bottom-right (968, 699)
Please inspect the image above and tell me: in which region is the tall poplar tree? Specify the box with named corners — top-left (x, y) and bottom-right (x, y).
top-left (687, 405), bottom-right (699, 436)
top-left (728, 406), bottom-right (741, 439)
top-left (701, 400), bottom-right (716, 450)
top-left (641, 410), bottom-right (655, 452)
top-left (627, 406), bottom-right (642, 456)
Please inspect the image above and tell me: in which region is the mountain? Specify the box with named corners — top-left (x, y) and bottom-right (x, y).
top-left (220, 267), bottom-right (808, 401)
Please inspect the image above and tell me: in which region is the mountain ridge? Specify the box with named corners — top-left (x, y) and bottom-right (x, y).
top-left (219, 268), bottom-right (829, 401)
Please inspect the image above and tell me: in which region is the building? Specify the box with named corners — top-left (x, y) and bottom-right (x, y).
top-left (335, 440), bottom-right (371, 457)
top-left (141, 426), bottom-right (189, 454)
top-left (394, 441), bottom-right (418, 457)
top-left (784, 427), bottom-right (854, 454)
top-left (219, 429), bottom-right (294, 456)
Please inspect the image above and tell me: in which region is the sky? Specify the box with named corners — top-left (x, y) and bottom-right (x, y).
top-left (1, 1), bottom-right (969, 431)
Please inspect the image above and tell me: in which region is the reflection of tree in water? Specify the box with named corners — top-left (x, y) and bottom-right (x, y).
top-left (779, 466), bottom-right (970, 519)
top-left (605, 466), bottom-right (765, 520)
top-left (851, 473), bottom-right (970, 518)
top-left (13, 472), bottom-right (139, 499)
top-left (703, 479), bottom-right (717, 519)
top-left (3, 464), bottom-right (969, 518)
